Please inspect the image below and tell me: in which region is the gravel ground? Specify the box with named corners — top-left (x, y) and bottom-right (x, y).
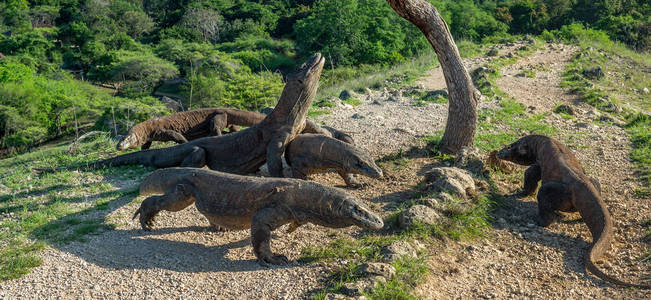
top-left (1, 43), bottom-right (648, 299)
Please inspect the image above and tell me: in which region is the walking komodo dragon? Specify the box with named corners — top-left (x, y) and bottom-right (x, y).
top-left (116, 108), bottom-right (352, 150)
top-left (133, 167), bottom-right (384, 265)
top-left (43, 53), bottom-right (325, 177)
top-left (497, 135), bottom-right (649, 288)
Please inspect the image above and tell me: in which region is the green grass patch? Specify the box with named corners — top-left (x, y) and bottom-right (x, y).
top-left (307, 107), bottom-right (331, 118)
top-left (560, 40), bottom-right (650, 196)
top-left (0, 134), bottom-right (146, 281)
top-left (342, 97), bottom-right (364, 106)
top-left (516, 69), bottom-right (536, 78)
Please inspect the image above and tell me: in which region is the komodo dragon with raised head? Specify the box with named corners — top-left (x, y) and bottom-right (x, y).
top-left (497, 135), bottom-right (649, 288)
top-left (133, 167), bottom-right (384, 266)
top-left (117, 108), bottom-right (353, 150)
top-left (285, 134), bottom-right (383, 187)
top-left (44, 53), bottom-right (325, 177)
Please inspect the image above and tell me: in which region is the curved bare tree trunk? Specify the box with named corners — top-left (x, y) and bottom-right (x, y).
top-left (386, 0), bottom-right (479, 154)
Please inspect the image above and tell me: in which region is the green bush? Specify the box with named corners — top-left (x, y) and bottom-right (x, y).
top-left (595, 15), bottom-right (649, 51)
top-left (294, 0), bottom-right (427, 66)
top-left (181, 54), bottom-right (284, 111)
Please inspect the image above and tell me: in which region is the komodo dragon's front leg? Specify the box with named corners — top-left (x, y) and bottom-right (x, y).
top-left (133, 182), bottom-right (196, 230)
top-left (251, 206), bottom-right (293, 266)
top-left (523, 164), bottom-right (541, 196)
top-left (536, 181), bottom-right (575, 227)
top-left (267, 130), bottom-right (292, 177)
top-left (209, 113), bottom-right (228, 136)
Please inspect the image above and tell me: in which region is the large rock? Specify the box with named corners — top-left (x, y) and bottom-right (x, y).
top-left (358, 262), bottom-right (396, 279)
top-left (454, 147), bottom-right (484, 175)
top-left (398, 205), bottom-right (442, 229)
top-left (341, 277), bottom-right (385, 296)
top-left (424, 167), bottom-right (476, 199)
top-left (381, 240), bottom-right (423, 263)
top-left (582, 66), bottom-right (604, 79)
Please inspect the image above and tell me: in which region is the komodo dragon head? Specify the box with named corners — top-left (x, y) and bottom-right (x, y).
top-left (303, 187), bottom-right (384, 230)
top-left (116, 130), bottom-right (141, 150)
top-left (334, 193), bottom-right (385, 230)
top-left (264, 53), bottom-right (325, 128)
top-left (496, 135), bottom-right (538, 166)
top-left (345, 147), bottom-right (384, 179)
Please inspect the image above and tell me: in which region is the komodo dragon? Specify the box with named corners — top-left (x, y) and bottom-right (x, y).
top-left (117, 108), bottom-right (353, 150)
top-left (497, 135), bottom-right (649, 288)
top-left (133, 167), bottom-right (384, 265)
top-left (116, 108), bottom-right (257, 150)
top-left (285, 134), bottom-right (383, 187)
top-left (45, 53), bottom-right (325, 177)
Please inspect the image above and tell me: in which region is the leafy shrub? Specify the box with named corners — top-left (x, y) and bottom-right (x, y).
top-left (181, 54), bottom-right (284, 111)
top-left (294, 0), bottom-right (427, 66)
top-left (595, 15), bottom-right (649, 51)
top-left (94, 96), bottom-right (170, 134)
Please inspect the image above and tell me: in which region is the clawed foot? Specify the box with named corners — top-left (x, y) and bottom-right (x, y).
top-left (536, 213), bottom-right (559, 227)
top-left (132, 198), bottom-right (159, 230)
top-left (257, 254), bottom-right (289, 267)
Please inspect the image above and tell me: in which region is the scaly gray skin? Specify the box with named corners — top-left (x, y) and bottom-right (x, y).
top-left (285, 134), bottom-right (382, 187)
top-left (116, 108), bottom-right (260, 150)
top-left (50, 53), bottom-right (325, 177)
top-left (497, 135), bottom-right (649, 289)
top-left (133, 167), bottom-right (384, 266)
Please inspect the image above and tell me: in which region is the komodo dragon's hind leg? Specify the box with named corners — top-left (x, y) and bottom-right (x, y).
top-left (133, 183), bottom-right (195, 230)
top-left (523, 164), bottom-right (542, 196)
top-left (209, 113), bottom-right (228, 136)
top-left (155, 130), bottom-right (189, 144)
top-left (179, 146), bottom-right (206, 167)
top-left (251, 207), bottom-right (293, 266)
top-left (536, 182), bottom-right (574, 227)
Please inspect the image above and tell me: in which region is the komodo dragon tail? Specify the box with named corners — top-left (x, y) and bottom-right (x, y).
top-left (572, 181), bottom-right (651, 289)
top-left (34, 148), bottom-right (171, 174)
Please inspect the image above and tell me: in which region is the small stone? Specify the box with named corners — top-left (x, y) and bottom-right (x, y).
top-left (351, 113), bottom-right (365, 119)
top-left (398, 205), bottom-right (442, 229)
top-left (339, 90), bottom-right (355, 100)
top-left (364, 88), bottom-right (373, 95)
top-left (371, 99), bottom-right (383, 105)
top-left (487, 48), bottom-right (499, 56)
top-left (643, 87), bottom-right (649, 94)
top-left (553, 104), bottom-right (574, 115)
top-left (323, 293), bottom-right (347, 300)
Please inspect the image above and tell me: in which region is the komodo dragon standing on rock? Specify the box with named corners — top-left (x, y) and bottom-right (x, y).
top-left (497, 135), bottom-right (650, 288)
top-left (45, 53), bottom-right (325, 177)
top-left (133, 167), bottom-right (384, 266)
top-left (116, 108), bottom-right (352, 150)
top-left (285, 134), bottom-right (383, 187)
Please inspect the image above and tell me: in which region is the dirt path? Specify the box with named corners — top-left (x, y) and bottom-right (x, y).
top-left (1, 43), bottom-right (648, 299)
top-left (415, 44), bottom-right (650, 299)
